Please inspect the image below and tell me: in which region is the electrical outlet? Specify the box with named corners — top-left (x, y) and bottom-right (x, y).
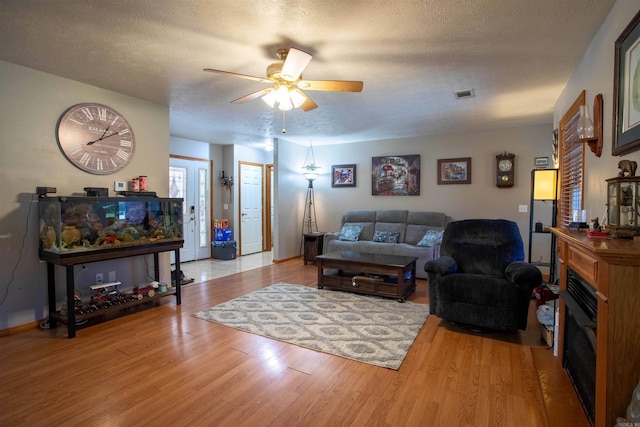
top-left (518, 205), bottom-right (528, 213)
top-left (96, 273), bottom-right (104, 284)
top-left (108, 271), bottom-right (116, 282)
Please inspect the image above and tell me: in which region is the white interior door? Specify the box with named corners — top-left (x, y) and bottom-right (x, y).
top-left (169, 157), bottom-right (210, 262)
top-left (240, 162), bottom-right (263, 255)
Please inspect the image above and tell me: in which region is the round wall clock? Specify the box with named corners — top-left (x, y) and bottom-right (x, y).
top-left (56, 103), bottom-right (135, 175)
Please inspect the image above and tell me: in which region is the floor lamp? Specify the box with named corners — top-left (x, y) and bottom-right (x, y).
top-left (529, 168), bottom-right (558, 283)
top-left (302, 174), bottom-right (318, 235)
top-left (300, 143), bottom-right (320, 255)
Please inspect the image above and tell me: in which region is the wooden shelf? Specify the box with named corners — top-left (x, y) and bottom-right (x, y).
top-left (45, 244), bottom-right (183, 338)
top-left (50, 289), bottom-right (177, 323)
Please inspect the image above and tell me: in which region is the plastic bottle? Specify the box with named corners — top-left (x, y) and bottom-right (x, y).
top-left (627, 379), bottom-right (640, 422)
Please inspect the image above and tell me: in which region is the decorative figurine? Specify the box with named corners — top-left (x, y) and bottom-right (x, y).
top-left (618, 159), bottom-right (638, 177)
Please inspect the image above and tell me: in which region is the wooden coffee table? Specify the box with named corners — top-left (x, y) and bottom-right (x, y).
top-left (315, 251), bottom-right (417, 302)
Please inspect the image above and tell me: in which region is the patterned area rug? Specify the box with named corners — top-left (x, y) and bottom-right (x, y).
top-left (192, 283), bottom-right (429, 370)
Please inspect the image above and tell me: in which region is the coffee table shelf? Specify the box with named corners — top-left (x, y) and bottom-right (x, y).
top-left (316, 251), bottom-right (417, 302)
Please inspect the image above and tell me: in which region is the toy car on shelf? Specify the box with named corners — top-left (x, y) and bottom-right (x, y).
top-left (132, 282), bottom-right (159, 299)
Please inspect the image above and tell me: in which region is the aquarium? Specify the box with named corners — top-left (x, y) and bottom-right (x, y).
top-left (39, 196), bottom-right (183, 257)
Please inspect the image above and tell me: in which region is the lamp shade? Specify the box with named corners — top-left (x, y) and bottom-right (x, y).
top-left (261, 89), bottom-right (277, 108)
top-left (533, 169), bottom-right (558, 200)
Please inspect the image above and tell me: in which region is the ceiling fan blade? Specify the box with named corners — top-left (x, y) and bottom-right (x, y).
top-left (231, 88), bottom-right (273, 104)
top-left (300, 95), bottom-right (318, 112)
top-left (297, 79), bottom-right (364, 92)
top-left (203, 68), bottom-right (271, 83)
top-left (281, 48), bottom-right (312, 82)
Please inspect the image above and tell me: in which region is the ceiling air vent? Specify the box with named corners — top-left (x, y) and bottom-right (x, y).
top-left (455, 89), bottom-right (475, 99)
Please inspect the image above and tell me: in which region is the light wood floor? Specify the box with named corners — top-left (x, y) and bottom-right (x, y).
top-left (1, 258), bottom-right (589, 426)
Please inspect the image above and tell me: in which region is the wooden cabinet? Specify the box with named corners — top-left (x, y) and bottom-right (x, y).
top-left (303, 232), bottom-right (325, 265)
top-left (551, 228), bottom-right (640, 427)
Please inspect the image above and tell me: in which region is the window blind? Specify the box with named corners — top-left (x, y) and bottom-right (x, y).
top-left (559, 91), bottom-right (585, 227)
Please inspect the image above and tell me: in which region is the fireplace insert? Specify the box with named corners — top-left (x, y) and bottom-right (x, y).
top-left (560, 269), bottom-right (597, 426)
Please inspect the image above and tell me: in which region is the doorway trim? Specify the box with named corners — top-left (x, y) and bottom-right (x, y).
top-left (238, 161), bottom-right (265, 256)
top-left (265, 164), bottom-right (274, 251)
top-left (170, 154), bottom-right (213, 259)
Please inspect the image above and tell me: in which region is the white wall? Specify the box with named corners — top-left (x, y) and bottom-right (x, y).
top-left (0, 60), bottom-right (169, 330)
top-left (554, 0), bottom-right (640, 218)
top-left (274, 140), bottom-right (309, 261)
top-left (304, 124), bottom-right (552, 254)
top-left (170, 136), bottom-right (212, 159)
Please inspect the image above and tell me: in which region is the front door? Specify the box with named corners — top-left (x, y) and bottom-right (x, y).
top-left (169, 157), bottom-right (210, 262)
top-left (239, 162), bottom-right (263, 255)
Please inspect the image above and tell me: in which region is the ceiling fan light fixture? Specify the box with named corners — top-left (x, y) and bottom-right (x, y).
top-left (261, 89), bottom-right (277, 108)
top-left (205, 46), bottom-right (362, 112)
top-left (275, 86), bottom-right (293, 110)
top-left (290, 88), bottom-right (307, 108)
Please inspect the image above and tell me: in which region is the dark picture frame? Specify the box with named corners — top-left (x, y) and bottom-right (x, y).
top-left (437, 157), bottom-right (471, 185)
top-left (613, 10), bottom-right (640, 155)
top-left (331, 164), bottom-right (356, 187)
top-left (371, 155), bottom-right (420, 196)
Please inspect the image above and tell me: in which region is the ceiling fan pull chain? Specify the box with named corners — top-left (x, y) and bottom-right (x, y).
top-left (282, 111), bottom-right (286, 134)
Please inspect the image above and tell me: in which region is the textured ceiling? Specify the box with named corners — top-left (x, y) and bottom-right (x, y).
top-left (0, 1), bottom-right (616, 148)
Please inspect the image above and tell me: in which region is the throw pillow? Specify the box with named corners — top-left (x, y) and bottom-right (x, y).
top-left (372, 230), bottom-right (401, 243)
top-left (416, 230), bottom-right (444, 247)
top-left (339, 225), bottom-right (364, 241)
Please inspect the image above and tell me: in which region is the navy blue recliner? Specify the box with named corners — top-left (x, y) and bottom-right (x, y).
top-left (424, 219), bottom-right (542, 332)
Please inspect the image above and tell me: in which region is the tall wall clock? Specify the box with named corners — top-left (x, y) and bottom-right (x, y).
top-left (56, 103), bottom-right (135, 175)
top-left (496, 152), bottom-right (515, 188)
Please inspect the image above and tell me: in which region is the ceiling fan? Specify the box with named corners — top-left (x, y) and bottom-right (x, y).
top-left (203, 48), bottom-right (363, 112)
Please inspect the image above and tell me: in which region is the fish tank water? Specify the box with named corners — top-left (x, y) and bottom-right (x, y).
top-left (39, 196), bottom-right (183, 258)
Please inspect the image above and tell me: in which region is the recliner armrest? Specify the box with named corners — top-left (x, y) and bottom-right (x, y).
top-left (424, 256), bottom-right (457, 275)
top-left (505, 261), bottom-right (542, 288)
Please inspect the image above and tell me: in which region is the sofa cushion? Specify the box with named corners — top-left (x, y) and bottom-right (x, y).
top-left (404, 211), bottom-right (449, 245)
top-left (372, 210), bottom-right (408, 242)
top-left (343, 210), bottom-right (377, 223)
top-left (417, 230), bottom-right (444, 247)
top-left (372, 230), bottom-right (401, 243)
top-left (407, 211), bottom-right (449, 227)
top-left (405, 225), bottom-right (440, 245)
top-left (375, 210), bottom-right (408, 223)
top-left (339, 225), bottom-right (363, 241)
top-left (374, 222), bottom-right (407, 242)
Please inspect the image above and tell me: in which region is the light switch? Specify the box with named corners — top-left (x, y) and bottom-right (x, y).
top-left (519, 205), bottom-right (528, 213)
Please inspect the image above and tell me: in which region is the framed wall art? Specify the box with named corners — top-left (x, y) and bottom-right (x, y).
top-left (371, 154), bottom-right (420, 196)
top-left (613, 10), bottom-right (640, 155)
top-left (437, 157), bottom-right (471, 185)
top-left (331, 164), bottom-right (356, 187)
top-left (534, 157), bottom-right (549, 168)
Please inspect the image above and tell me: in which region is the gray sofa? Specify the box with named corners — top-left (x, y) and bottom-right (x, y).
top-left (322, 210), bottom-right (451, 279)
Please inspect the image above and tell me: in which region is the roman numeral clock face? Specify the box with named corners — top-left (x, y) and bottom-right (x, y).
top-left (56, 103), bottom-right (135, 175)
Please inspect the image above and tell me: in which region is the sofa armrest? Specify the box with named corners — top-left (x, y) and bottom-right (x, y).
top-left (424, 256), bottom-right (457, 275)
top-left (505, 261), bottom-right (542, 289)
top-left (323, 232), bottom-right (340, 253)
